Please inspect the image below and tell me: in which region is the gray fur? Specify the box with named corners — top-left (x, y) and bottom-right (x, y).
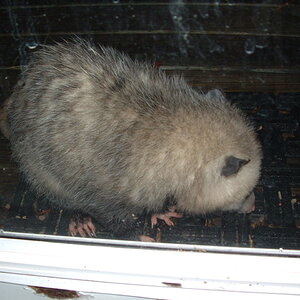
top-left (6, 40), bottom-right (262, 235)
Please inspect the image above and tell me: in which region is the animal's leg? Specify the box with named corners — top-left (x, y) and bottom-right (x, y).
top-left (68, 213), bottom-right (96, 237)
top-left (151, 205), bottom-right (183, 227)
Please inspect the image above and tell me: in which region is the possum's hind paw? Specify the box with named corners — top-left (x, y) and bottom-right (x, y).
top-left (139, 235), bottom-right (155, 242)
top-left (151, 210), bottom-right (183, 228)
top-left (68, 214), bottom-right (96, 238)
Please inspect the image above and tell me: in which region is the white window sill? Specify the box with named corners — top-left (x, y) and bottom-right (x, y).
top-left (0, 231), bottom-right (300, 299)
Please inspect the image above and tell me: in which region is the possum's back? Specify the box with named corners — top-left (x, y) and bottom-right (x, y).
top-left (8, 42), bottom-right (146, 206)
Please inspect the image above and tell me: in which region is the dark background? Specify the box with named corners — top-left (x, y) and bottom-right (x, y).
top-left (1, 0), bottom-right (299, 99)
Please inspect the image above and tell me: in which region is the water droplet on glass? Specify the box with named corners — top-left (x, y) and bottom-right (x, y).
top-left (255, 37), bottom-right (269, 49)
top-left (209, 44), bottom-right (224, 54)
top-left (256, 44), bottom-right (264, 49)
top-left (183, 33), bottom-right (189, 42)
top-left (244, 37), bottom-right (256, 55)
top-left (200, 12), bottom-right (209, 19)
top-left (26, 41), bottom-right (39, 50)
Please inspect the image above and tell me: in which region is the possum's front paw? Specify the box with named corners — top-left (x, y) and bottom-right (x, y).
top-left (68, 214), bottom-right (96, 237)
top-left (151, 206), bottom-right (183, 228)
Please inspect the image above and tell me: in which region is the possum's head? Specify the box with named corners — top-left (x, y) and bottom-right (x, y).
top-left (219, 156), bottom-right (256, 213)
top-left (175, 90), bottom-right (262, 215)
top-left (202, 154), bottom-right (260, 214)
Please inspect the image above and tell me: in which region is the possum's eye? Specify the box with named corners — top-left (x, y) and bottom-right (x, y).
top-left (221, 156), bottom-right (250, 177)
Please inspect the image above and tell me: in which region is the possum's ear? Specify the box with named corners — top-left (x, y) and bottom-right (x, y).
top-left (206, 89), bottom-right (226, 102)
top-left (221, 156), bottom-right (250, 177)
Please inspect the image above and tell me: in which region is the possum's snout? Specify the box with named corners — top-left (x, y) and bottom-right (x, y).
top-left (225, 192), bottom-right (256, 214)
top-left (239, 192), bottom-right (256, 213)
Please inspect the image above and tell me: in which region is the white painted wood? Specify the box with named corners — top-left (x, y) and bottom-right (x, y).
top-left (0, 232), bottom-right (300, 299)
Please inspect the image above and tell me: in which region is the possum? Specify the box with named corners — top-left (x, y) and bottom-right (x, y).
top-left (3, 39), bottom-right (262, 240)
